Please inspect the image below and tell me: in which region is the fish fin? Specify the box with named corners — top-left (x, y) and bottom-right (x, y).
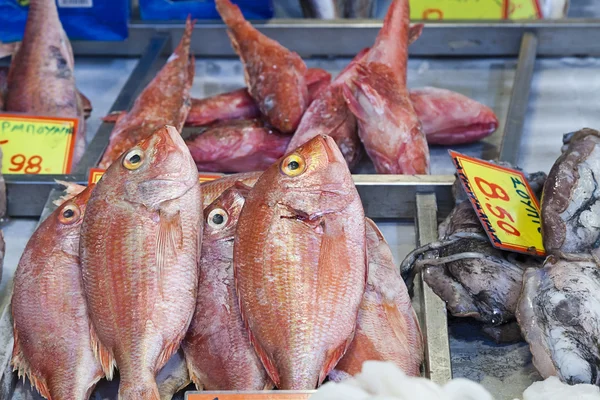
top-left (78, 89), bottom-right (92, 119)
top-left (89, 322), bottom-right (116, 380)
top-left (408, 24), bottom-right (424, 45)
top-left (156, 339), bottom-right (183, 376)
top-left (12, 327), bottom-right (51, 399)
top-left (318, 336), bottom-right (353, 386)
top-left (156, 211), bottom-right (183, 294)
top-left (185, 358), bottom-right (205, 391)
top-left (101, 111), bottom-right (125, 123)
top-left (342, 83), bottom-right (368, 122)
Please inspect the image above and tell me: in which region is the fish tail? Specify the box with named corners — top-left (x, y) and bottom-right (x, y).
top-left (118, 376), bottom-right (160, 400)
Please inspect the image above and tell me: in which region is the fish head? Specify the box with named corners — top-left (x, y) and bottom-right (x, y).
top-left (265, 134), bottom-right (355, 216)
top-left (203, 182), bottom-right (251, 241)
top-left (51, 184), bottom-right (94, 255)
top-left (106, 125), bottom-right (198, 209)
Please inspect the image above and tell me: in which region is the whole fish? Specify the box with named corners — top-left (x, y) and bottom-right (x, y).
top-left (183, 184), bottom-right (272, 390)
top-left (343, 0), bottom-right (430, 174)
top-left (103, 68), bottom-right (330, 127)
top-left (541, 128), bottom-right (600, 259)
top-left (517, 257), bottom-right (600, 385)
top-left (409, 87), bottom-right (498, 146)
top-left (234, 135), bottom-right (366, 389)
top-left (216, 0), bottom-right (308, 133)
top-left (186, 119), bottom-right (290, 173)
top-left (5, 0), bottom-right (86, 168)
top-left (11, 185), bottom-right (104, 400)
top-left (201, 171), bottom-right (261, 208)
top-left (98, 18), bottom-right (195, 168)
top-left (329, 218), bottom-right (423, 382)
top-left (80, 125), bottom-right (202, 400)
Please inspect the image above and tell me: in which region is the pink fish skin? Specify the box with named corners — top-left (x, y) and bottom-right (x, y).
top-left (410, 87), bottom-right (498, 145)
top-left (183, 184), bottom-right (273, 390)
top-left (98, 17), bottom-right (195, 169)
top-left (343, 0), bottom-right (430, 174)
top-left (329, 218), bottom-right (423, 381)
top-left (201, 171), bottom-right (262, 208)
top-left (5, 0), bottom-right (86, 168)
top-left (186, 119), bottom-right (290, 173)
top-left (216, 0), bottom-right (308, 133)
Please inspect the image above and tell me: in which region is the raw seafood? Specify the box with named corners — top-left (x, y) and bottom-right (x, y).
top-left (234, 135), bottom-right (366, 389)
top-left (183, 184), bottom-right (272, 390)
top-left (11, 185), bottom-right (104, 400)
top-left (98, 18), bottom-right (195, 168)
top-left (103, 67), bottom-right (330, 126)
top-left (5, 0), bottom-right (86, 167)
top-left (343, 0), bottom-right (430, 174)
top-left (201, 171), bottom-right (261, 207)
top-left (401, 174), bottom-right (544, 342)
top-left (541, 128), bottom-right (600, 258)
top-left (186, 119), bottom-right (290, 173)
top-left (329, 218), bottom-right (423, 381)
top-left (80, 125), bottom-right (202, 399)
top-left (517, 257), bottom-right (600, 385)
top-left (409, 87), bottom-right (498, 146)
top-left (216, 0), bottom-right (308, 133)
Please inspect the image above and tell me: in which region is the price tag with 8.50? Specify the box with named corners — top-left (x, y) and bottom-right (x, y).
top-left (450, 151), bottom-right (545, 256)
top-left (0, 113), bottom-right (78, 174)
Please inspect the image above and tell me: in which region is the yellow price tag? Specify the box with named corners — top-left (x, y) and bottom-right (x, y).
top-left (450, 151), bottom-right (545, 256)
top-left (186, 392), bottom-right (313, 400)
top-left (0, 113), bottom-right (78, 174)
top-left (410, 0), bottom-right (541, 20)
top-left (87, 169), bottom-right (223, 185)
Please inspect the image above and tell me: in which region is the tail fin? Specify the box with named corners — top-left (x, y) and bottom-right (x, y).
top-left (118, 375), bottom-right (160, 400)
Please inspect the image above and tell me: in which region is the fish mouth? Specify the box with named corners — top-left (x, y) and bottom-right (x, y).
top-left (316, 135), bottom-right (345, 164)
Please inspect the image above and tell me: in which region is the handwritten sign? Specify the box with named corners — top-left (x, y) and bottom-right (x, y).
top-left (186, 392), bottom-right (314, 400)
top-left (411, 0), bottom-right (541, 20)
top-left (87, 169), bottom-right (223, 185)
top-left (450, 151), bottom-right (545, 256)
top-left (0, 113), bottom-right (78, 174)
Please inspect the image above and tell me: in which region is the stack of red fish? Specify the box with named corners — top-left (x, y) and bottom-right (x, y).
top-left (102, 0), bottom-right (498, 175)
top-left (11, 125), bottom-right (423, 400)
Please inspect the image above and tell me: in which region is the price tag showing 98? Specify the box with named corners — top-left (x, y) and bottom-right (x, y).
top-left (450, 151), bottom-right (545, 256)
top-left (0, 113), bottom-right (78, 174)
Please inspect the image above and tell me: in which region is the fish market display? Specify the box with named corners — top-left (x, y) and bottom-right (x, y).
top-left (201, 171), bottom-right (261, 207)
top-left (186, 119), bottom-right (290, 173)
top-left (401, 174), bottom-right (544, 342)
top-left (234, 135), bottom-right (366, 389)
top-left (4, 0), bottom-right (86, 167)
top-left (329, 218), bottom-right (423, 381)
top-left (409, 87), bottom-right (499, 146)
top-left (183, 184), bottom-right (272, 390)
top-left (98, 18), bottom-right (195, 168)
top-left (80, 125), bottom-right (201, 399)
top-left (11, 185), bottom-right (103, 400)
top-left (541, 128), bottom-right (600, 258)
top-left (517, 257), bottom-right (600, 386)
top-left (216, 0), bottom-right (308, 133)
top-left (343, 0), bottom-right (430, 174)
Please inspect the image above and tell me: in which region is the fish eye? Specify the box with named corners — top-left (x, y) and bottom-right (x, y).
top-left (123, 148), bottom-right (144, 170)
top-left (58, 204), bottom-right (81, 225)
top-left (280, 154), bottom-right (306, 177)
top-left (207, 208), bottom-right (228, 229)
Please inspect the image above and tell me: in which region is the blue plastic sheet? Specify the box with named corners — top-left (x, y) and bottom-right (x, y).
top-left (139, 0), bottom-right (273, 20)
top-left (0, 0), bottom-right (129, 43)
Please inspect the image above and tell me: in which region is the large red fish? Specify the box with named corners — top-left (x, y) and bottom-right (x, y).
top-left (329, 218), bottom-right (423, 381)
top-left (5, 0), bottom-right (86, 168)
top-left (186, 119), bottom-right (289, 173)
top-left (215, 0), bottom-right (308, 133)
top-left (183, 184), bottom-right (272, 390)
top-left (12, 185), bottom-right (103, 400)
top-left (234, 135), bottom-right (366, 389)
top-left (343, 0), bottom-right (430, 174)
top-left (80, 125), bottom-right (202, 400)
top-left (98, 18), bottom-right (195, 168)
top-left (410, 87), bottom-right (498, 146)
